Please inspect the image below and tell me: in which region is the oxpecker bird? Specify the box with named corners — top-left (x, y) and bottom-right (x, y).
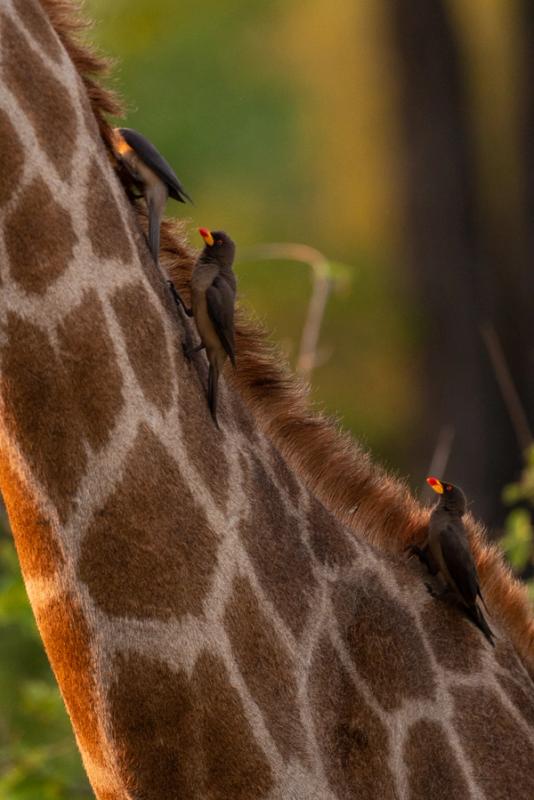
top-left (112, 127), bottom-right (191, 265)
top-left (410, 477), bottom-right (495, 645)
top-left (180, 228), bottom-right (237, 427)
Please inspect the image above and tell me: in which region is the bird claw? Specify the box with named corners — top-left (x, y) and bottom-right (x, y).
top-left (405, 544), bottom-right (421, 558)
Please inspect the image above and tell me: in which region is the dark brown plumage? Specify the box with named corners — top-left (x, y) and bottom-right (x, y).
top-left (179, 228), bottom-right (236, 427)
top-left (112, 127), bottom-right (191, 266)
top-left (410, 477), bottom-right (495, 646)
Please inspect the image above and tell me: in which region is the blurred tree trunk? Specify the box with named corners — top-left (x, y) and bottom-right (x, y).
top-left (518, 0), bottom-right (534, 422)
top-left (384, 0), bottom-right (523, 524)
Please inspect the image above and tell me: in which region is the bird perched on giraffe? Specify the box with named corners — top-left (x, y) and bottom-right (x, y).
top-left (177, 228), bottom-right (237, 428)
top-left (112, 127), bottom-right (191, 266)
top-left (408, 476), bottom-right (495, 645)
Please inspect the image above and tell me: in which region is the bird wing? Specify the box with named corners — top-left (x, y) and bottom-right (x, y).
top-left (119, 128), bottom-right (192, 203)
top-left (206, 276), bottom-right (236, 366)
top-left (438, 523), bottom-right (479, 606)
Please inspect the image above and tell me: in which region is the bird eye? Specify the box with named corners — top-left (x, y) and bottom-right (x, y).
top-left (446, 484), bottom-right (452, 491)
top-left (216, 240), bottom-right (223, 246)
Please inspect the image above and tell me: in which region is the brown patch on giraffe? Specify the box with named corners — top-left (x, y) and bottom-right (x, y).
top-left (86, 159), bottom-right (133, 263)
top-left (225, 574), bottom-right (306, 763)
top-left (231, 390), bottom-right (259, 442)
top-left (0, 455), bottom-right (63, 579)
top-left (57, 290), bottom-right (124, 452)
top-left (111, 282), bottom-right (173, 413)
top-left (1, 14), bottom-right (77, 179)
top-left (177, 350), bottom-right (229, 511)
top-left (495, 638), bottom-right (533, 682)
top-left (13, 0), bottom-right (62, 61)
top-left (268, 442), bottom-right (301, 505)
top-left (332, 571), bottom-right (436, 711)
top-left (0, 109), bottom-right (24, 212)
top-left (494, 640), bottom-right (534, 728)
top-left (0, 314), bottom-right (87, 522)
top-left (37, 594), bottom-right (104, 765)
top-left (195, 650), bottom-right (273, 799)
top-left (308, 495), bottom-right (357, 568)
top-left (239, 451), bottom-right (317, 638)
top-left (420, 600), bottom-right (484, 673)
top-left (79, 425), bottom-right (218, 619)
top-left (109, 649), bottom-right (273, 800)
top-left (452, 685), bottom-right (534, 798)
top-left (108, 651), bottom-right (202, 798)
top-left (309, 637), bottom-right (396, 800)
top-left (5, 177), bottom-right (77, 295)
top-left (495, 668), bottom-right (534, 730)
top-left (404, 719), bottom-right (471, 800)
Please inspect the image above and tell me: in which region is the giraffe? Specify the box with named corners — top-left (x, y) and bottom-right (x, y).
top-left (0, 1), bottom-right (533, 798)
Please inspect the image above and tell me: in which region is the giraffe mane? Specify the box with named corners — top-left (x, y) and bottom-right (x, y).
top-left (42, 0), bottom-right (534, 677)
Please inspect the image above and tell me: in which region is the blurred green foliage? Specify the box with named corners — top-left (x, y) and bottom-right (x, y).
top-left (501, 446), bottom-right (534, 604)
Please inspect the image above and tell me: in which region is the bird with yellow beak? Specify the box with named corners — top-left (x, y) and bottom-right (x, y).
top-left (177, 228), bottom-right (237, 427)
top-left (408, 477), bottom-right (494, 645)
top-left (112, 127), bottom-right (191, 267)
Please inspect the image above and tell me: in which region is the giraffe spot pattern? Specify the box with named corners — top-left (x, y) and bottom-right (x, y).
top-left (494, 641), bottom-right (534, 728)
top-left (495, 672), bottom-right (534, 730)
top-left (0, 314), bottom-right (87, 522)
top-left (239, 451), bottom-right (317, 638)
top-left (5, 177), bottom-right (77, 295)
top-left (0, 454), bottom-right (63, 580)
top-left (224, 574), bottom-right (306, 763)
top-left (111, 282), bottom-right (173, 413)
top-left (86, 159), bottom-right (133, 263)
top-left (12, 0), bottom-right (62, 61)
top-left (420, 600), bottom-right (484, 673)
top-left (1, 14), bottom-right (77, 180)
top-left (495, 639), bottom-right (533, 683)
top-left (0, 108), bottom-right (24, 211)
top-left (307, 495), bottom-right (357, 568)
top-left (37, 594), bottom-right (105, 766)
top-left (108, 650), bottom-right (273, 800)
top-left (309, 637), bottom-right (397, 800)
top-left (57, 290), bottom-right (124, 451)
top-left (231, 390), bottom-right (259, 443)
top-left (332, 571), bottom-right (436, 711)
top-left (403, 719), bottom-right (472, 800)
top-left (452, 684), bottom-right (534, 799)
top-left (79, 425), bottom-right (219, 620)
top-left (176, 349), bottom-right (230, 510)
top-left (268, 442), bottom-right (301, 505)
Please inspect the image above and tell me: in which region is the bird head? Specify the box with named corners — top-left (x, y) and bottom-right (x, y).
top-left (198, 228), bottom-right (236, 268)
top-left (426, 477), bottom-right (467, 515)
top-left (112, 128), bottom-right (133, 157)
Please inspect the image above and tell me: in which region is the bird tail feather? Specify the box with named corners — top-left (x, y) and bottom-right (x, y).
top-left (208, 364), bottom-right (219, 429)
top-left (148, 200), bottom-right (160, 266)
top-left (466, 603), bottom-right (495, 647)
top-left (477, 588), bottom-right (491, 615)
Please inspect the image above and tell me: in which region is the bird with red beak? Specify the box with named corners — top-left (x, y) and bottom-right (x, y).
top-left (112, 127), bottom-right (191, 267)
top-left (179, 227), bottom-right (237, 427)
top-left (408, 477), bottom-right (494, 645)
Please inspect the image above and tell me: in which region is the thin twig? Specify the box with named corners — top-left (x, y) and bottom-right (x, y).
top-left (238, 244), bottom-right (333, 383)
top-left (481, 324), bottom-right (533, 453)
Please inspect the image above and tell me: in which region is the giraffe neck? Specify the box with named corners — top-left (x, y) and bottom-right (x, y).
top-left (0, 2), bottom-right (533, 799)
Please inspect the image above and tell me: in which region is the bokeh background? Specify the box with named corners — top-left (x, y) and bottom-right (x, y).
top-left (2, 0), bottom-right (534, 796)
